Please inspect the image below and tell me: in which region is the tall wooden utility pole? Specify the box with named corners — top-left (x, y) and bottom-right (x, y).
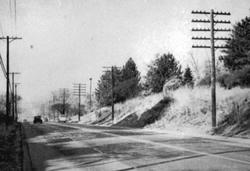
top-left (14, 83), bottom-right (20, 121)
top-left (10, 72), bottom-right (20, 120)
top-left (0, 36), bottom-right (22, 124)
top-left (59, 88), bottom-right (69, 120)
top-left (191, 10), bottom-right (231, 128)
top-left (102, 66), bottom-right (120, 123)
top-left (63, 89), bottom-right (66, 115)
top-left (73, 83), bottom-right (86, 121)
top-left (89, 78), bottom-right (92, 110)
top-left (111, 66), bottom-right (115, 122)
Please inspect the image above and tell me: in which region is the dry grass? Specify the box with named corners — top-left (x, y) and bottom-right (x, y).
top-left (80, 93), bottom-right (163, 124)
top-left (114, 93), bottom-right (163, 121)
top-left (147, 86), bottom-right (250, 133)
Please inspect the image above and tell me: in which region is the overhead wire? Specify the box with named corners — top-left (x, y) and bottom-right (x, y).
top-left (14, 0), bottom-right (17, 35)
top-left (9, 0), bottom-right (12, 18)
top-left (0, 22), bottom-right (4, 37)
top-left (0, 53), bottom-right (7, 78)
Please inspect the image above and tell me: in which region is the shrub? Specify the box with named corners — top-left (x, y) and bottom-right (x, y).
top-left (217, 65), bottom-right (250, 89)
top-left (145, 53), bottom-right (182, 93)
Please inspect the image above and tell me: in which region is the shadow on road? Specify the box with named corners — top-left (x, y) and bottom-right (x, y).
top-left (22, 122), bottom-right (250, 171)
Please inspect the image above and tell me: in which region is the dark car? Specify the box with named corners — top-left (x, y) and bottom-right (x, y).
top-left (33, 116), bottom-right (43, 124)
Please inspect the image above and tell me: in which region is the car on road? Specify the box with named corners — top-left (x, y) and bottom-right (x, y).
top-left (58, 116), bottom-right (67, 123)
top-left (33, 115), bottom-right (43, 124)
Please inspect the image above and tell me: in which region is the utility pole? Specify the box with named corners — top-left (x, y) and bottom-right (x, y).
top-left (62, 88), bottom-right (66, 115)
top-left (59, 88), bottom-right (69, 120)
top-left (0, 36), bottom-right (22, 124)
top-left (111, 66), bottom-right (115, 122)
top-left (14, 83), bottom-right (20, 121)
top-left (102, 66), bottom-right (120, 123)
top-left (73, 83), bottom-right (86, 121)
top-left (191, 10), bottom-right (231, 128)
top-left (52, 95), bottom-right (56, 121)
top-left (89, 78), bottom-right (92, 110)
top-left (10, 72), bottom-right (20, 120)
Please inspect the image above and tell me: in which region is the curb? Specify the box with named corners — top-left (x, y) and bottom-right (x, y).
top-left (21, 124), bottom-right (34, 171)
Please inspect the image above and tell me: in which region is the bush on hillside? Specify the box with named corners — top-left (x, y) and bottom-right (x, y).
top-left (197, 74), bottom-right (211, 86)
top-left (163, 76), bottom-right (182, 97)
top-left (145, 53), bottom-right (182, 93)
top-left (217, 65), bottom-right (250, 89)
top-left (182, 66), bottom-right (194, 88)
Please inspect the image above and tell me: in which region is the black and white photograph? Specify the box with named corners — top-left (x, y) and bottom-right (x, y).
top-left (1, 0), bottom-right (250, 170)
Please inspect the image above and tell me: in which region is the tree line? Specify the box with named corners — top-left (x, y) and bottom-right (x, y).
top-left (95, 14), bottom-right (250, 107)
top-left (95, 55), bottom-right (194, 107)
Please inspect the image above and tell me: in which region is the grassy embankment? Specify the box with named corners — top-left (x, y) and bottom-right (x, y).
top-left (81, 86), bottom-right (250, 137)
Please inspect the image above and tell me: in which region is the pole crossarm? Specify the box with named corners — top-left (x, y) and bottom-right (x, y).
top-left (192, 45), bottom-right (230, 48)
top-left (192, 19), bottom-right (230, 24)
top-left (192, 28), bottom-right (231, 32)
top-left (0, 37), bottom-right (22, 40)
top-left (214, 28), bottom-right (231, 32)
top-left (0, 37), bottom-right (22, 43)
top-left (192, 28), bottom-right (210, 31)
top-left (192, 37), bottom-right (231, 40)
top-left (191, 10), bottom-right (230, 15)
top-left (9, 72), bottom-right (21, 74)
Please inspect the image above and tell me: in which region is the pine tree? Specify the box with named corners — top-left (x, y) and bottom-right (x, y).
top-left (118, 58), bottom-right (140, 99)
top-left (95, 58), bottom-right (141, 106)
top-left (221, 16), bottom-right (250, 71)
top-left (183, 66), bottom-right (194, 88)
top-left (95, 70), bottom-right (113, 106)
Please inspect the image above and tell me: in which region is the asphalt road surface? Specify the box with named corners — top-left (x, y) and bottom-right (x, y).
top-left (22, 122), bottom-right (250, 171)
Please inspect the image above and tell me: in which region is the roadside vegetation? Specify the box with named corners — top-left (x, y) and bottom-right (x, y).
top-left (0, 98), bottom-right (23, 170)
top-left (88, 15), bottom-right (250, 137)
top-left (40, 15), bottom-right (250, 138)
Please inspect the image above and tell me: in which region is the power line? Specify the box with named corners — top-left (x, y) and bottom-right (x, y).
top-left (9, 0), bottom-right (12, 18)
top-left (14, 0), bottom-right (17, 34)
top-left (0, 53), bottom-right (7, 78)
top-left (0, 22), bottom-right (4, 37)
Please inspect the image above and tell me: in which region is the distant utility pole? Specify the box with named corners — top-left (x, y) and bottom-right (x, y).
top-left (73, 83), bottom-right (86, 121)
top-left (10, 72), bottom-right (20, 120)
top-left (59, 88), bottom-right (69, 119)
top-left (52, 95), bottom-right (56, 120)
top-left (102, 66), bottom-right (120, 123)
top-left (89, 78), bottom-right (92, 110)
top-left (62, 88), bottom-right (66, 115)
top-left (0, 36), bottom-right (22, 123)
top-left (191, 10), bottom-right (231, 128)
top-left (14, 83), bottom-right (20, 121)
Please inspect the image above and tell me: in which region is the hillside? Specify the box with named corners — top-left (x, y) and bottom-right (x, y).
top-left (147, 86), bottom-right (250, 137)
top-left (80, 93), bottom-right (164, 127)
top-left (80, 86), bottom-right (250, 138)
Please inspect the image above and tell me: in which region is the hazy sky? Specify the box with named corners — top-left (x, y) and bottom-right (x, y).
top-left (0, 0), bottom-right (249, 113)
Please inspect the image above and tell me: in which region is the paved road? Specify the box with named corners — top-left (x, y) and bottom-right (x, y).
top-left (22, 122), bottom-right (250, 171)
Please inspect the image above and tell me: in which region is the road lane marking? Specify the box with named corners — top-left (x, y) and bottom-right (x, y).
top-left (50, 123), bottom-right (250, 166)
